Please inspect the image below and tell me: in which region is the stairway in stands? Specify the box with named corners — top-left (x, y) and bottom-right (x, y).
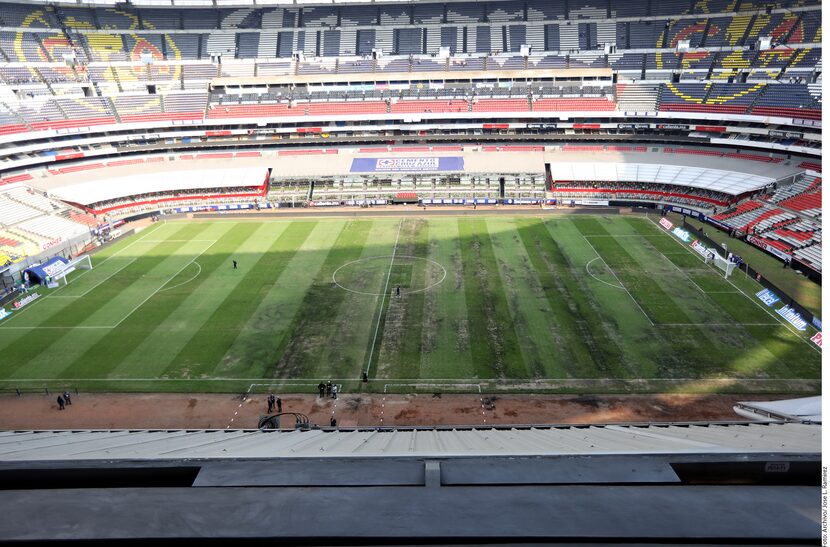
top-left (616, 83), bottom-right (660, 111)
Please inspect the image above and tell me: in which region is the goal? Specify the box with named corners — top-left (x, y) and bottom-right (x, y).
top-left (705, 251), bottom-right (737, 278)
top-left (56, 255), bottom-right (93, 285)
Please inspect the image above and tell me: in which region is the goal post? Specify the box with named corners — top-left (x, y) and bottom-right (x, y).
top-left (692, 239), bottom-right (736, 278)
top-left (705, 251), bottom-right (737, 278)
top-left (56, 255), bottom-right (92, 285)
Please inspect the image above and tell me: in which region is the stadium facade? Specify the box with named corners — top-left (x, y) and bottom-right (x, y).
top-left (0, 0), bottom-right (822, 542)
top-left (0, 0), bottom-right (821, 281)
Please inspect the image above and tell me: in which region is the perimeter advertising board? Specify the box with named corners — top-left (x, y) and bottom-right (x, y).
top-left (748, 235), bottom-right (792, 260)
top-left (755, 289), bottom-right (781, 307)
top-left (350, 157), bottom-right (464, 173)
top-left (775, 305), bottom-right (808, 331)
top-left (12, 292), bottom-right (39, 310)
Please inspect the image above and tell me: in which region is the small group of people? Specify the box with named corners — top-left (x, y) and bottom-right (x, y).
top-left (727, 252), bottom-right (745, 268)
top-left (266, 393), bottom-right (283, 414)
top-left (317, 380), bottom-right (338, 399)
top-left (56, 391), bottom-right (72, 410)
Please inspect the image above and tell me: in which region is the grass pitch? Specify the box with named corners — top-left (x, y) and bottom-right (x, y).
top-left (0, 214), bottom-right (820, 394)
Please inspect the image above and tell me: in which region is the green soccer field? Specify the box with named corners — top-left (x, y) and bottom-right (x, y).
top-left (0, 214), bottom-right (821, 394)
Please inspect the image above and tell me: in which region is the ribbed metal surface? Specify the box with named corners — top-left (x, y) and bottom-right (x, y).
top-left (0, 422), bottom-right (818, 461)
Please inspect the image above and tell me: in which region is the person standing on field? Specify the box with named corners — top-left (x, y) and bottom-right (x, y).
top-left (57, 395), bottom-right (65, 411)
top-left (233, 260), bottom-right (238, 269)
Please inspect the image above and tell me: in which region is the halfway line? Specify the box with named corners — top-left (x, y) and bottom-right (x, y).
top-left (364, 219), bottom-right (404, 378)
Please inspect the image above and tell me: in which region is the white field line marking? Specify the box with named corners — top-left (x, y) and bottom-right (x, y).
top-left (585, 257), bottom-right (625, 290)
top-left (159, 261), bottom-right (201, 293)
top-left (227, 384), bottom-right (256, 428)
top-left (247, 382), bottom-right (329, 392)
top-left (0, 225), bottom-right (167, 325)
top-left (653, 246), bottom-right (708, 295)
top-left (0, 326), bottom-right (112, 330)
top-left (96, 222), bottom-right (166, 267)
top-left (72, 257), bottom-right (138, 298)
top-left (364, 218), bottom-right (403, 378)
top-left (0, 377), bottom-right (816, 384)
top-left (0, 244), bottom-right (216, 330)
top-left (108, 240), bottom-right (218, 329)
top-left (579, 233), bottom-right (655, 326)
top-left (656, 323), bottom-right (781, 327)
top-left (583, 234), bottom-right (668, 237)
top-left (332, 255), bottom-right (447, 296)
top-left (645, 216), bottom-right (822, 355)
top-left (383, 383), bottom-right (483, 393)
top-left (651, 243), bottom-right (741, 296)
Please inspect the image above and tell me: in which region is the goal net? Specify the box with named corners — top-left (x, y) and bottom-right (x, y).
top-left (705, 251), bottom-right (737, 278)
top-left (56, 255), bottom-right (93, 285)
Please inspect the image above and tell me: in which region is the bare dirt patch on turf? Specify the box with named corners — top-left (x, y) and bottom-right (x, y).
top-left (0, 392), bottom-right (778, 430)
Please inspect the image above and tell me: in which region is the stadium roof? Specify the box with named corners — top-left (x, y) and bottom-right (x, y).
top-left (734, 396), bottom-right (822, 423)
top-left (0, 422), bottom-right (818, 460)
top-left (44, 167), bottom-right (268, 204)
top-left (28, 149), bottom-right (800, 205)
top-left (0, 423), bottom-right (820, 542)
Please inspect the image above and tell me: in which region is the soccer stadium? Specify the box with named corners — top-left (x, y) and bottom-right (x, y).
top-left (0, 0), bottom-right (822, 542)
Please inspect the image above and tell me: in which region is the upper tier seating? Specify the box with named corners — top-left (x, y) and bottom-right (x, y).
top-left (750, 84), bottom-right (822, 120)
top-left (18, 214), bottom-right (89, 240)
top-left (0, 196), bottom-right (41, 226)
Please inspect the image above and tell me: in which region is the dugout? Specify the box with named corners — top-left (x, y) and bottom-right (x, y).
top-left (23, 256), bottom-right (72, 286)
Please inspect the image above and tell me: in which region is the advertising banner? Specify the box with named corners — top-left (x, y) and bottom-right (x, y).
top-left (775, 305), bottom-right (808, 331)
top-left (659, 218), bottom-right (673, 230)
top-left (704, 216), bottom-right (731, 230)
top-left (12, 292), bottom-right (40, 310)
top-left (0, 308), bottom-right (10, 320)
top-left (755, 288), bottom-right (781, 307)
top-left (573, 199), bottom-right (609, 206)
top-left (748, 236), bottom-right (792, 260)
top-left (667, 205), bottom-right (703, 219)
top-left (42, 237), bottom-right (62, 251)
top-left (810, 332), bottom-right (822, 348)
top-left (672, 227), bottom-right (692, 242)
top-left (350, 157), bottom-right (464, 173)
top-left (422, 198), bottom-right (498, 205)
top-left (309, 201), bottom-right (341, 207)
top-left (690, 240), bottom-right (709, 257)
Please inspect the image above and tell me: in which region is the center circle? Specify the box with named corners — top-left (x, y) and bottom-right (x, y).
top-left (332, 255), bottom-right (447, 296)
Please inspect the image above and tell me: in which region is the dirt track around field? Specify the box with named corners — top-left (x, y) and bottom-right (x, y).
top-left (0, 392), bottom-right (772, 430)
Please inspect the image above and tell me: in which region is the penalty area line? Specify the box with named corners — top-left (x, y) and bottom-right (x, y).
top-left (159, 261), bottom-right (201, 293)
top-left (645, 215), bottom-right (821, 355)
top-left (109, 240), bottom-right (219, 329)
top-left (579, 233), bottom-right (655, 326)
top-left (585, 257), bottom-right (625, 290)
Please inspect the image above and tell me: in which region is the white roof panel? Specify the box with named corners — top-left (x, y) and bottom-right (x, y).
top-left (48, 167), bottom-right (267, 205)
